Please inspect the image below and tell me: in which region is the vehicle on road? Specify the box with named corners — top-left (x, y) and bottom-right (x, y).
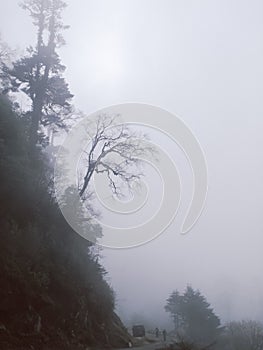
top-left (132, 324), bottom-right (146, 337)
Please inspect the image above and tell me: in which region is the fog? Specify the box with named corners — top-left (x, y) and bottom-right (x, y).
top-left (1, 0), bottom-right (263, 330)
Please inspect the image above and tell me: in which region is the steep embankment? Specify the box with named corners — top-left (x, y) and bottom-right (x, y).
top-left (0, 95), bottom-right (132, 349)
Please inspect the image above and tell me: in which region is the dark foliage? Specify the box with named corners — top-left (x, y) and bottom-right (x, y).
top-left (165, 286), bottom-right (222, 347)
top-left (0, 95), bottom-right (130, 349)
top-left (2, 0), bottom-right (73, 149)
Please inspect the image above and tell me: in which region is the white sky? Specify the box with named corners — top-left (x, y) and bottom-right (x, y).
top-left (1, 0), bottom-right (263, 328)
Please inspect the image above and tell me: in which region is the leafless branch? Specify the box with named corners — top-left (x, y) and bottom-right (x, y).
top-left (79, 113), bottom-right (156, 199)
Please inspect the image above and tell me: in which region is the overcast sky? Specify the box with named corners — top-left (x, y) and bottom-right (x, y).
top-left (1, 0), bottom-right (263, 329)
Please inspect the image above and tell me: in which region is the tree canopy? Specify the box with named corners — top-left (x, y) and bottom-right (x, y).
top-left (3, 0), bottom-right (73, 149)
top-left (165, 286), bottom-right (222, 346)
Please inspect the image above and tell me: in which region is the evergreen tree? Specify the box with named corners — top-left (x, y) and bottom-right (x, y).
top-left (3, 0), bottom-right (73, 149)
top-left (165, 286), bottom-right (222, 346)
top-left (165, 290), bottom-right (184, 329)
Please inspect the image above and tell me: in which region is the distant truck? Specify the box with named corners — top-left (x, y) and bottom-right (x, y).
top-left (132, 324), bottom-right (145, 337)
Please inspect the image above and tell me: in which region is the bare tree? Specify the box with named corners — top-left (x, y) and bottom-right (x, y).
top-left (225, 320), bottom-right (263, 350)
top-left (78, 114), bottom-right (156, 198)
top-left (0, 34), bottom-right (16, 92)
top-left (0, 36), bottom-right (11, 63)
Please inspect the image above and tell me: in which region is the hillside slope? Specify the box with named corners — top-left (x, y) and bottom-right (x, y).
top-left (0, 95), bottom-right (132, 349)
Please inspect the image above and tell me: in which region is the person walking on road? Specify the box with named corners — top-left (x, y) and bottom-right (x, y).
top-left (155, 327), bottom-right (159, 338)
top-left (162, 329), bottom-right (167, 342)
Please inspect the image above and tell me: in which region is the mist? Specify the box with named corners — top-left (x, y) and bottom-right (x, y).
top-left (1, 0), bottom-right (263, 333)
